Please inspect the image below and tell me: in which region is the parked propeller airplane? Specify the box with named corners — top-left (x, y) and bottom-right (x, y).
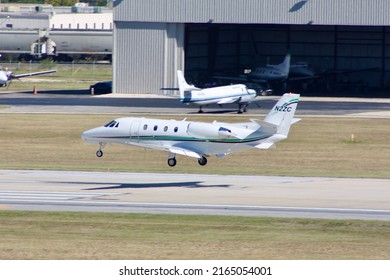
top-left (82, 93), bottom-right (300, 167)
top-left (0, 67), bottom-right (56, 87)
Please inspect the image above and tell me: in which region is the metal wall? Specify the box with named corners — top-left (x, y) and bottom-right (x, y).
top-left (113, 22), bottom-right (184, 94)
top-left (114, 0), bottom-right (390, 26)
top-left (112, 0), bottom-right (390, 95)
top-left (50, 13), bottom-right (113, 30)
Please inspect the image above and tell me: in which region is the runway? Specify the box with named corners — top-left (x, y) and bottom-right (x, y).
top-left (1, 170), bottom-right (390, 220)
top-left (1, 91), bottom-right (390, 221)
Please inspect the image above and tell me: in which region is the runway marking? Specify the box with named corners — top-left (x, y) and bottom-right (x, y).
top-left (1, 197), bottom-right (390, 220)
top-left (0, 190), bottom-right (117, 202)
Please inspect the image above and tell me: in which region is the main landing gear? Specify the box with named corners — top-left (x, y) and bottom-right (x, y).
top-left (167, 155), bottom-right (208, 167)
top-left (238, 104), bottom-right (248, 114)
top-left (198, 156), bottom-right (207, 166)
top-left (167, 157), bottom-right (177, 167)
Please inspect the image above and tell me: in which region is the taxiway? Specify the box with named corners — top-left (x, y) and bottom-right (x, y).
top-left (1, 91), bottom-right (390, 117)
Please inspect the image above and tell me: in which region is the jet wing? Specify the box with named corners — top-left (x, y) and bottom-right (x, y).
top-left (11, 70), bottom-right (57, 79)
top-left (168, 147), bottom-right (202, 158)
top-left (213, 75), bottom-right (250, 83)
top-left (214, 75), bottom-right (270, 85)
top-left (217, 97), bottom-right (240, 104)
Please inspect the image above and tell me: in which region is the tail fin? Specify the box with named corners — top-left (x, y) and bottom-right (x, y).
top-left (177, 70), bottom-right (199, 100)
top-left (264, 93), bottom-right (300, 136)
top-left (274, 53), bottom-right (291, 77)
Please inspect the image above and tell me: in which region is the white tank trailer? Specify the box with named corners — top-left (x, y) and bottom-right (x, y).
top-left (0, 29), bottom-right (112, 61)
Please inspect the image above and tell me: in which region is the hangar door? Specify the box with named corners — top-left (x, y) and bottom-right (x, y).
top-left (184, 24), bottom-right (390, 97)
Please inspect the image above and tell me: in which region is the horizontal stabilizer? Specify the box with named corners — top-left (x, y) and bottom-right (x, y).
top-left (254, 142), bottom-right (275, 149)
top-left (254, 134), bottom-right (287, 149)
top-left (292, 118), bottom-right (301, 124)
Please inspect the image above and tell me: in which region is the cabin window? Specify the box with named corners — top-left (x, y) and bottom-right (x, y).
top-left (164, 126), bottom-right (168, 132)
top-left (143, 124), bottom-right (148, 130)
top-left (174, 127), bottom-right (178, 133)
top-left (154, 125), bottom-right (158, 131)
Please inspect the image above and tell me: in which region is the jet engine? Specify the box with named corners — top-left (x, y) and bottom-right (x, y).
top-left (187, 122), bottom-right (234, 139)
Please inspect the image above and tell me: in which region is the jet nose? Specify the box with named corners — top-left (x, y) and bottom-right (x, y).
top-left (248, 89), bottom-right (257, 95)
top-left (81, 130), bottom-right (90, 141)
top-left (81, 128), bottom-right (96, 142)
top-left (82, 126), bottom-right (107, 144)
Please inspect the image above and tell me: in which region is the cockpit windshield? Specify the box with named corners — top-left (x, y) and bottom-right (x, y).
top-left (104, 120), bottom-right (119, 128)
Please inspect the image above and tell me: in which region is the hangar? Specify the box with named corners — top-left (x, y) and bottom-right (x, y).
top-left (113, 0), bottom-right (390, 97)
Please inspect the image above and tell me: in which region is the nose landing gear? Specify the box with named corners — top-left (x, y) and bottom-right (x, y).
top-left (96, 142), bottom-right (106, 158)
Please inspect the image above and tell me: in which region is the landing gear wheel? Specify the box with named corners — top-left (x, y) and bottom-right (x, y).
top-left (167, 158), bottom-right (177, 167)
top-left (96, 150), bottom-right (103, 158)
top-left (198, 156), bottom-right (207, 166)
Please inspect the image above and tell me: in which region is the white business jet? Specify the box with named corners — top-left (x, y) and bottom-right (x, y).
top-left (246, 53), bottom-right (291, 82)
top-left (214, 54), bottom-right (291, 84)
top-left (0, 66), bottom-right (56, 87)
top-left (82, 93), bottom-right (300, 167)
top-left (177, 70), bottom-right (261, 114)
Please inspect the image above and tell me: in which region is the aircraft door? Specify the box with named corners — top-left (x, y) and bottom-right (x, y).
top-left (130, 120), bottom-right (141, 141)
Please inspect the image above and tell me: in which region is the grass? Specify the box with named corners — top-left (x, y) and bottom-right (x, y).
top-left (1, 102), bottom-right (390, 260)
top-left (1, 62), bottom-right (112, 91)
top-left (1, 211), bottom-right (390, 260)
top-left (0, 114), bottom-right (389, 178)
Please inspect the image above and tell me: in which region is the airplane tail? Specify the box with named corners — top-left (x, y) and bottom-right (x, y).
top-left (275, 53), bottom-right (291, 77)
top-left (264, 93), bottom-right (300, 137)
top-left (177, 70), bottom-right (199, 100)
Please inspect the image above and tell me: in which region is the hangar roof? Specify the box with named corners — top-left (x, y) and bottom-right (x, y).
top-left (114, 0), bottom-right (390, 26)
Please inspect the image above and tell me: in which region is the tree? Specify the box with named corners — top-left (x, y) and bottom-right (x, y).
top-left (47, 0), bottom-right (79, 6)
